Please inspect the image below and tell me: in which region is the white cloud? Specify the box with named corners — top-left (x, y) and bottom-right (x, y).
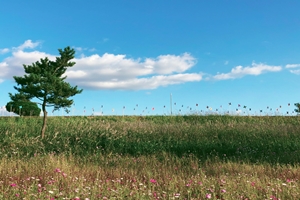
top-left (0, 40), bottom-right (200, 90)
top-left (290, 69), bottom-right (300, 75)
top-left (77, 73), bottom-right (202, 90)
top-left (0, 48), bottom-right (10, 54)
top-left (212, 62), bottom-right (282, 80)
top-left (73, 46), bottom-right (97, 52)
top-left (0, 50), bottom-right (54, 79)
top-left (14, 40), bottom-right (40, 51)
top-left (0, 40), bottom-right (54, 79)
top-left (285, 64), bottom-right (300, 75)
top-left (74, 47), bottom-right (84, 51)
top-left (0, 40), bottom-right (290, 90)
top-left (286, 64), bottom-right (300, 68)
top-left (66, 53), bottom-right (199, 90)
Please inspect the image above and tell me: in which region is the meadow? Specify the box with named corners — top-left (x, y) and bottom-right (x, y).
top-left (0, 115), bottom-right (300, 199)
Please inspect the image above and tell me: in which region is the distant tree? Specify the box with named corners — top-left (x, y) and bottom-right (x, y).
top-left (10, 46), bottom-right (83, 138)
top-left (294, 103), bottom-right (300, 115)
top-left (6, 100), bottom-right (41, 116)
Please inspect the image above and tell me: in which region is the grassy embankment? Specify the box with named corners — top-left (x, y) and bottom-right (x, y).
top-left (0, 115), bottom-right (300, 199)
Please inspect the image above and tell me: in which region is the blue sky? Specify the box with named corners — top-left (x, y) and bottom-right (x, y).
top-left (1, 0), bottom-right (300, 116)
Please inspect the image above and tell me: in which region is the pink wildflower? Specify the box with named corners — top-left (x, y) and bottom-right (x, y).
top-left (206, 193), bottom-right (212, 199)
top-left (15, 194), bottom-right (20, 197)
top-left (55, 168), bottom-right (61, 173)
top-left (270, 195), bottom-right (280, 200)
top-left (10, 183), bottom-right (17, 187)
top-left (153, 192), bottom-right (157, 197)
top-left (221, 189), bottom-right (226, 193)
top-left (150, 179), bottom-right (157, 184)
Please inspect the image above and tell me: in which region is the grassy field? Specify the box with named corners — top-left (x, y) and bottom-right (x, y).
top-left (0, 115), bottom-right (300, 199)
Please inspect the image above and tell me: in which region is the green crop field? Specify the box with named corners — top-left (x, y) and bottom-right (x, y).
top-left (0, 115), bottom-right (300, 199)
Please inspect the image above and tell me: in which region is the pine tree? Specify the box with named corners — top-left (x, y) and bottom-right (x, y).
top-left (10, 46), bottom-right (83, 138)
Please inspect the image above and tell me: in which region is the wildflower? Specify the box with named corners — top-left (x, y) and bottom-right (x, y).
top-left (221, 189), bottom-right (226, 193)
top-left (174, 193), bottom-right (180, 198)
top-left (49, 190), bottom-right (54, 194)
top-left (15, 194), bottom-right (20, 197)
top-left (62, 172), bottom-right (67, 177)
top-left (270, 195), bottom-right (280, 200)
top-left (206, 193), bottom-right (212, 199)
top-left (150, 179), bottom-right (157, 184)
top-left (153, 192), bottom-right (157, 197)
top-left (55, 168), bottom-right (62, 173)
top-left (10, 183), bottom-right (17, 187)
top-left (186, 183), bottom-right (191, 187)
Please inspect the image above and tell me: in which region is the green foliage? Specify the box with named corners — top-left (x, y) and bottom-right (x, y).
top-left (9, 46), bottom-right (83, 137)
top-left (5, 101), bottom-right (41, 116)
top-left (11, 46), bottom-right (83, 112)
top-left (0, 115), bottom-right (300, 165)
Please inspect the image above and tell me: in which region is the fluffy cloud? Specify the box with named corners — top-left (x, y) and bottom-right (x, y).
top-left (212, 63), bottom-right (282, 80)
top-left (0, 50), bottom-right (54, 79)
top-left (0, 40), bottom-right (201, 90)
top-left (65, 52), bottom-right (200, 90)
top-left (0, 40), bottom-right (289, 90)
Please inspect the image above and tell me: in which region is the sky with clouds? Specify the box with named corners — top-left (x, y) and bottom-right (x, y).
top-left (1, 0), bottom-right (300, 116)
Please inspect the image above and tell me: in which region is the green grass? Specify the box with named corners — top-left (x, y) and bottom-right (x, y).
top-left (0, 115), bottom-right (300, 199)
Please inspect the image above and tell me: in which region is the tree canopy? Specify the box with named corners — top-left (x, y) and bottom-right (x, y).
top-left (10, 46), bottom-right (83, 138)
top-left (6, 101), bottom-right (41, 116)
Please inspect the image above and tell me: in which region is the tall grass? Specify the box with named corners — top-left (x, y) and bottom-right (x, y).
top-left (1, 115), bottom-right (300, 164)
top-left (1, 115), bottom-right (300, 199)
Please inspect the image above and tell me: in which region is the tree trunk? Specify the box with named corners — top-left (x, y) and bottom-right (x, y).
top-left (41, 102), bottom-right (47, 139)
